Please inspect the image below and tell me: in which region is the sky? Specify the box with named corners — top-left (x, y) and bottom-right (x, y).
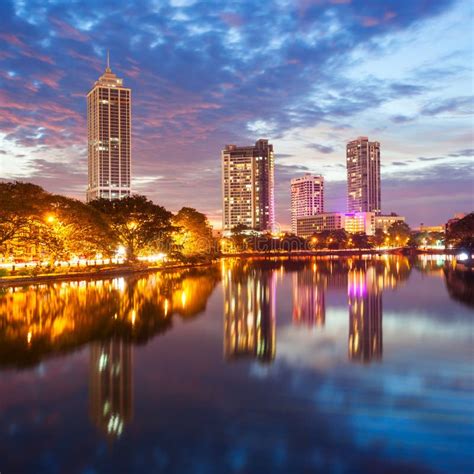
top-left (0, 0), bottom-right (472, 228)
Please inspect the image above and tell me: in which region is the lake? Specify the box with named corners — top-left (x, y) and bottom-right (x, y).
top-left (0, 256), bottom-right (472, 474)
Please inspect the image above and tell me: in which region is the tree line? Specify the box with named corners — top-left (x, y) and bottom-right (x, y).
top-left (0, 182), bottom-right (215, 264)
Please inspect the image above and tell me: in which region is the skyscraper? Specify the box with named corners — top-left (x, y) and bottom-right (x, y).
top-left (87, 54), bottom-right (131, 201)
top-left (290, 174), bottom-right (324, 234)
top-left (346, 137), bottom-right (381, 214)
top-left (222, 139), bottom-right (275, 232)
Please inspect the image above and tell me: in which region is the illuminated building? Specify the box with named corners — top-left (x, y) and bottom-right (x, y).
top-left (348, 267), bottom-right (382, 363)
top-left (90, 339), bottom-right (133, 440)
top-left (87, 53), bottom-right (131, 201)
top-left (416, 223), bottom-right (444, 233)
top-left (346, 137), bottom-right (381, 214)
top-left (222, 139), bottom-right (275, 232)
top-left (375, 214), bottom-right (406, 233)
top-left (295, 212), bottom-right (375, 238)
top-left (292, 267), bottom-right (325, 326)
top-left (343, 212), bottom-right (375, 235)
top-left (290, 174), bottom-right (324, 234)
top-left (223, 264), bottom-right (276, 363)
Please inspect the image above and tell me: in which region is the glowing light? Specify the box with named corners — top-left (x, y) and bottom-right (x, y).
top-left (116, 246), bottom-right (126, 257)
top-left (457, 253), bottom-right (469, 261)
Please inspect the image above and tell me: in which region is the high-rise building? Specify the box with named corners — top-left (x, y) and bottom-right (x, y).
top-left (290, 174), bottom-right (324, 234)
top-left (87, 54), bottom-right (131, 201)
top-left (222, 139), bottom-right (275, 232)
top-left (346, 136), bottom-right (380, 214)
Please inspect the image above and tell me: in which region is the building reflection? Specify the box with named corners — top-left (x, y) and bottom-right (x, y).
top-left (222, 260), bottom-right (276, 363)
top-left (347, 266), bottom-right (383, 363)
top-left (292, 263), bottom-right (325, 327)
top-left (89, 339), bottom-right (133, 440)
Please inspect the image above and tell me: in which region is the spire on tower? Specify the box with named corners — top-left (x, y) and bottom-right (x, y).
top-left (106, 49), bottom-right (111, 72)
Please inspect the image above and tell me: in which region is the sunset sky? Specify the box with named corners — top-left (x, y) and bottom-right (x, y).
top-left (0, 0), bottom-right (472, 228)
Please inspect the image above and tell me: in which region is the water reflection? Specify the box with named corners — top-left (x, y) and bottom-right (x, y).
top-left (222, 260), bottom-right (276, 363)
top-left (0, 267), bottom-right (220, 369)
top-left (90, 339), bottom-right (133, 440)
top-left (0, 256), bottom-right (471, 473)
top-left (292, 265), bottom-right (325, 327)
top-left (348, 267), bottom-right (382, 363)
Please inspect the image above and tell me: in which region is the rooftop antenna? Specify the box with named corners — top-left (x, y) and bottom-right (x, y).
top-left (106, 49), bottom-right (110, 71)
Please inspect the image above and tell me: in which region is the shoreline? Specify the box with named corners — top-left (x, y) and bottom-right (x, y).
top-left (0, 261), bottom-right (215, 288)
top-left (0, 248), bottom-right (451, 288)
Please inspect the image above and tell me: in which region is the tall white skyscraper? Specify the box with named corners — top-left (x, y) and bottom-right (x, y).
top-left (346, 137), bottom-right (380, 214)
top-left (290, 174), bottom-right (324, 234)
top-left (221, 139), bottom-right (275, 232)
top-left (87, 54), bottom-right (131, 201)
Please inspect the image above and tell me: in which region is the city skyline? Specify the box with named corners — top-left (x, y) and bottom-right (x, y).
top-left (0, 0), bottom-right (472, 228)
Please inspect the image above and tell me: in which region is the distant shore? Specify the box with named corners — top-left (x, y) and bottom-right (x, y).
top-left (0, 248), bottom-right (452, 288)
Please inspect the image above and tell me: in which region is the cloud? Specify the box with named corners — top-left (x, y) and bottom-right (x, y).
top-left (421, 96), bottom-right (473, 116)
top-left (307, 143), bottom-right (335, 154)
top-left (0, 0), bottom-right (470, 228)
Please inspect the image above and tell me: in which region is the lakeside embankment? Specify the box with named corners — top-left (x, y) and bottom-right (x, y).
top-left (0, 248), bottom-right (454, 288)
top-left (0, 261), bottom-right (216, 288)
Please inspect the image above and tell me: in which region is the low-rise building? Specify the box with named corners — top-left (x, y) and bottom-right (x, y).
top-left (296, 212), bottom-right (375, 238)
top-left (344, 212), bottom-right (375, 236)
top-left (374, 214), bottom-right (405, 233)
top-left (296, 213), bottom-right (343, 238)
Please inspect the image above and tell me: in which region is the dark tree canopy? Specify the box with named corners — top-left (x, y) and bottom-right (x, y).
top-left (446, 213), bottom-right (474, 248)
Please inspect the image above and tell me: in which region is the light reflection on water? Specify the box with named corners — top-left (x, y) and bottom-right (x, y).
top-left (0, 256), bottom-right (472, 474)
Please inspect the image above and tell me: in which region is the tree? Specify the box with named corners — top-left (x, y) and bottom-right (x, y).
top-left (0, 182), bottom-right (112, 262)
top-left (387, 221), bottom-right (411, 247)
top-left (328, 229), bottom-right (348, 249)
top-left (370, 228), bottom-right (386, 248)
top-left (351, 233), bottom-right (372, 249)
top-left (90, 195), bottom-right (173, 261)
top-left (446, 213), bottom-right (474, 249)
top-left (42, 196), bottom-right (114, 260)
top-left (0, 182), bottom-right (48, 247)
top-left (230, 224), bottom-right (251, 252)
top-left (172, 207), bottom-right (214, 260)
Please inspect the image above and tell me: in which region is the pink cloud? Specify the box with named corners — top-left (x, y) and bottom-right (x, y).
top-left (361, 16), bottom-right (380, 27)
top-left (220, 12), bottom-right (244, 28)
top-left (49, 17), bottom-right (89, 42)
top-left (384, 11), bottom-right (397, 21)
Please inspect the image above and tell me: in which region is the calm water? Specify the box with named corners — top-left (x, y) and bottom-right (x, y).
top-left (0, 256), bottom-right (472, 474)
